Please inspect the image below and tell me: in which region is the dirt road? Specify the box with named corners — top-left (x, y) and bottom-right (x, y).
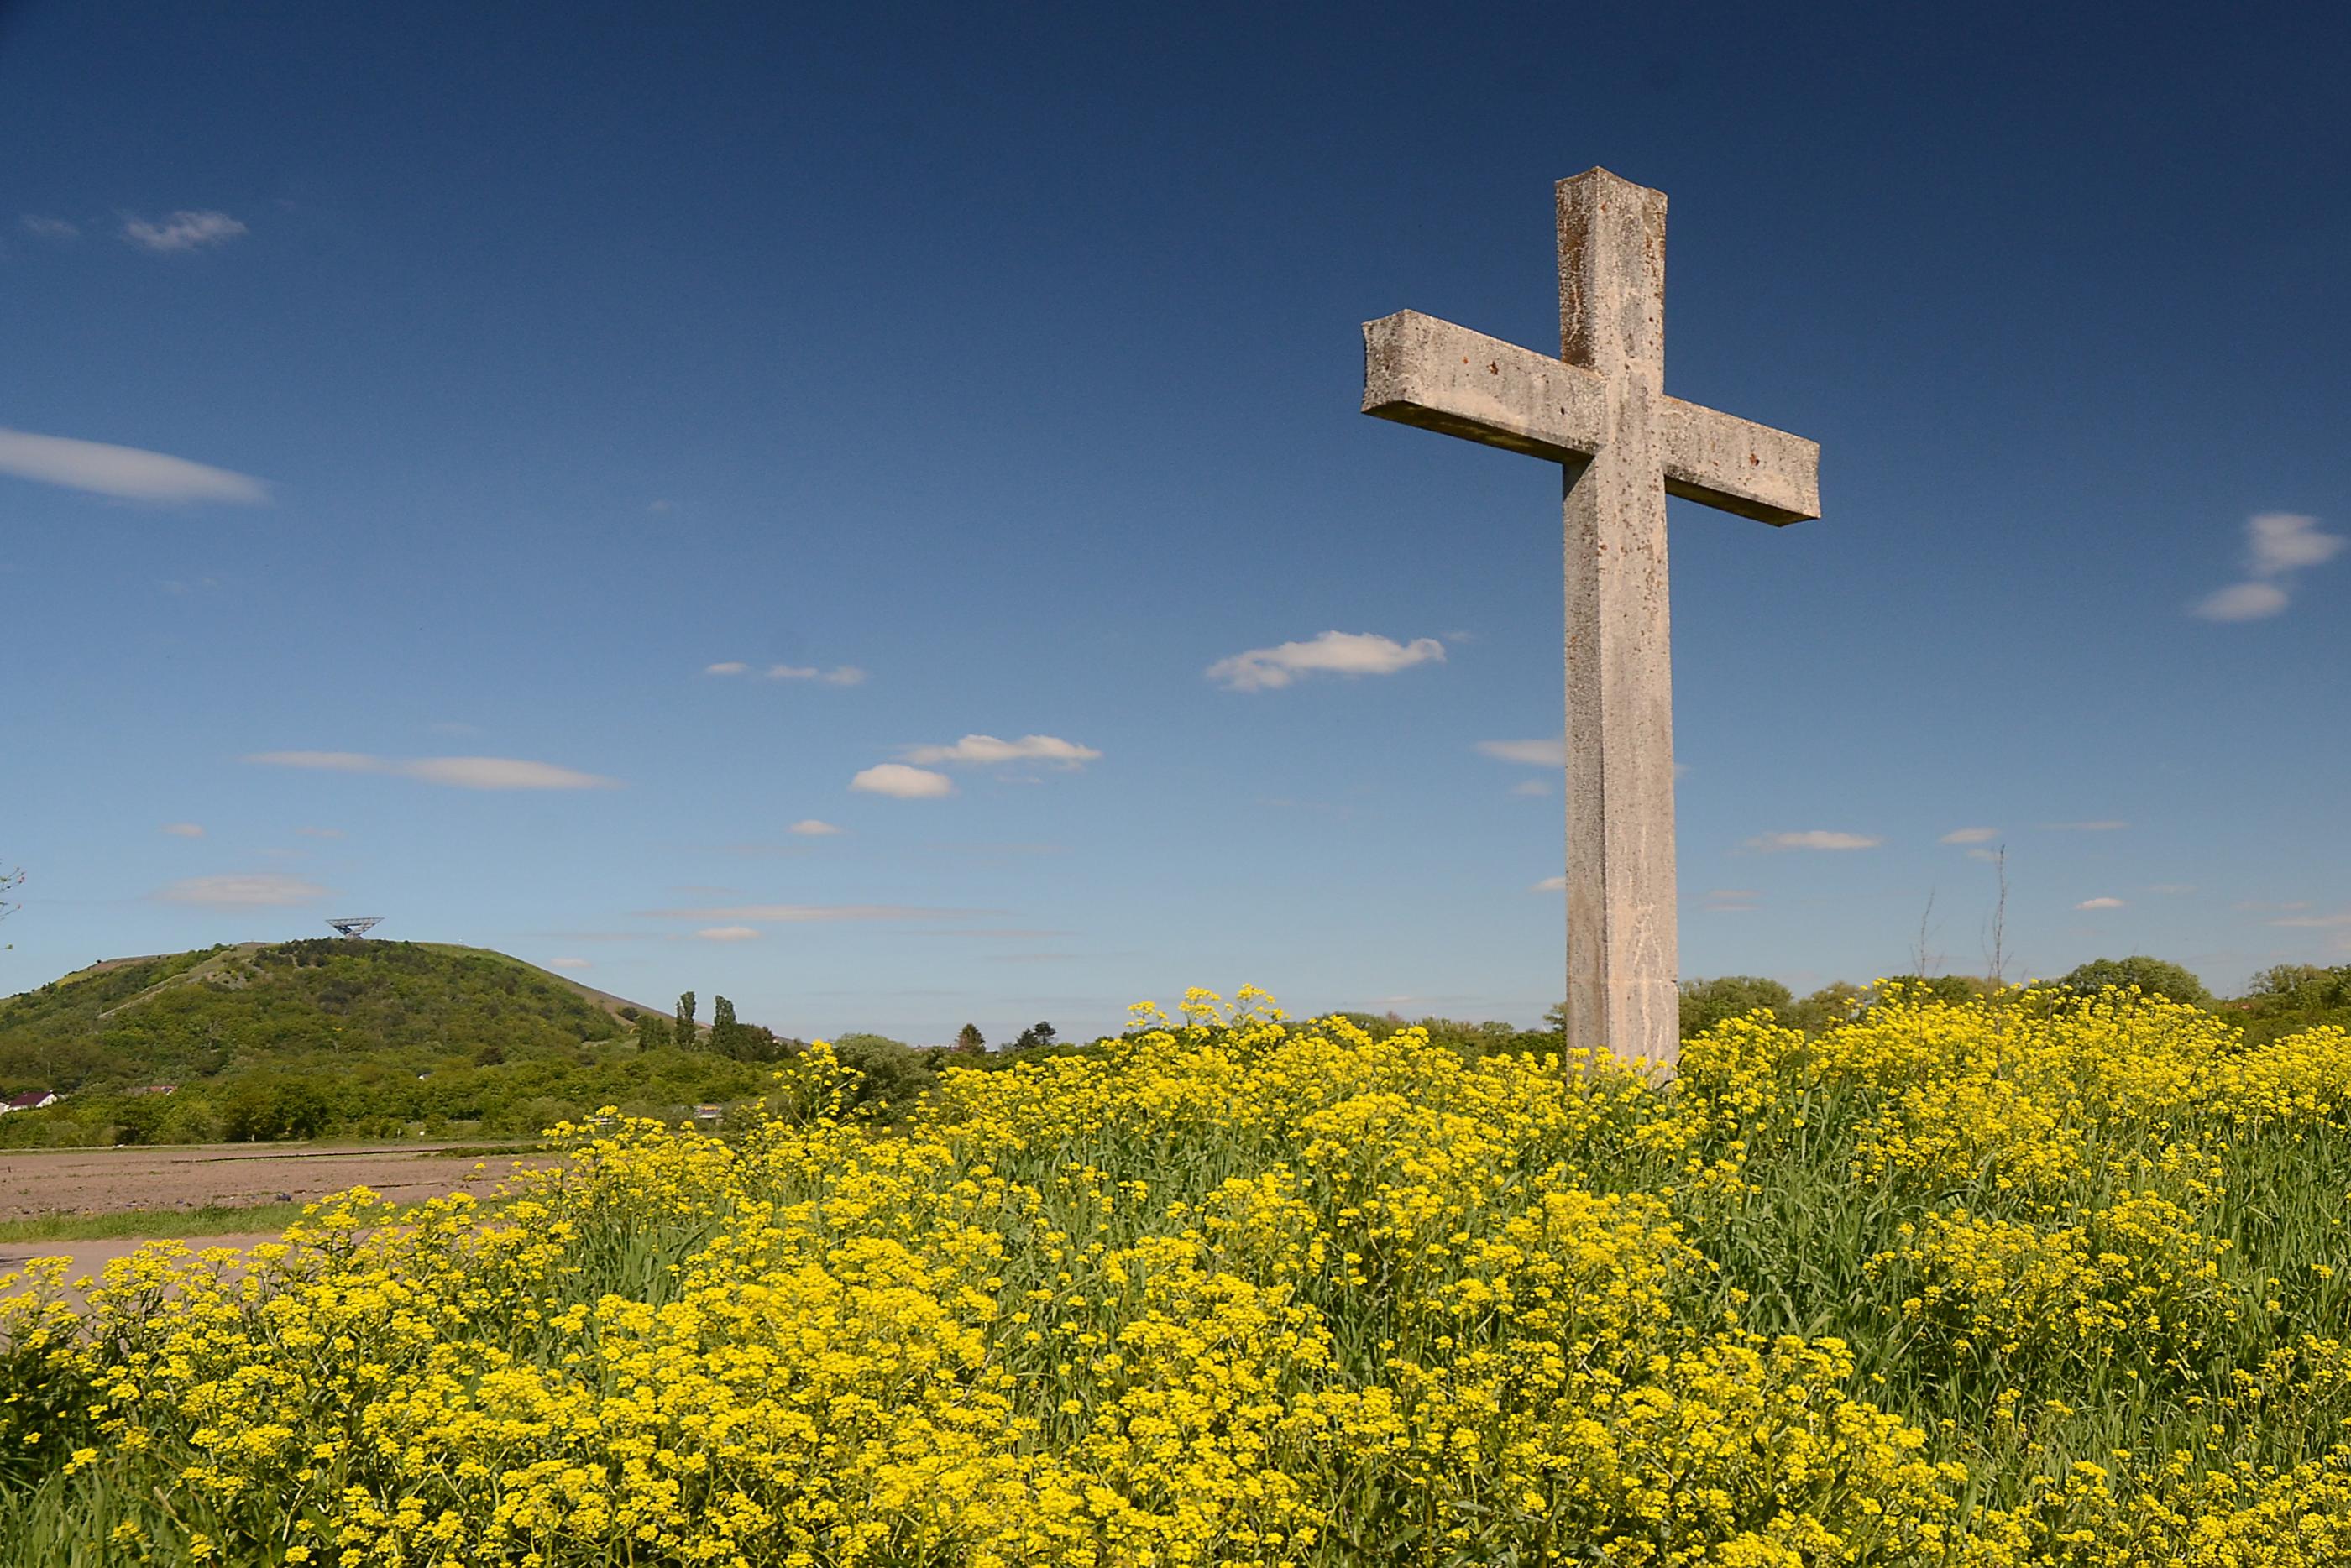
top-left (0, 1141), bottom-right (545, 1221)
top-left (0, 1142), bottom-right (553, 1292)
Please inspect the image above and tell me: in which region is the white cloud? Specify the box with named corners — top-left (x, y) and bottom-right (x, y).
top-left (851, 763), bottom-right (954, 799)
top-left (19, 215), bottom-right (78, 241)
top-left (2193, 513), bottom-right (2343, 621)
top-left (160, 822), bottom-right (206, 839)
top-left (2270, 912), bottom-right (2351, 929)
top-left (901, 734), bottom-right (1102, 767)
top-left (2192, 582), bottom-right (2289, 621)
top-left (2249, 513), bottom-right (2345, 576)
top-left (121, 210), bottom-right (247, 253)
top-left (245, 751), bottom-right (618, 790)
top-left (400, 757), bottom-right (616, 791)
top-left (2042, 820), bottom-right (2128, 832)
top-left (1940, 827), bottom-right (2000, 844)
top-left (704, 661), bottom-right (864, 685)
top-left (153, 872), bottom-right (327, 908)
top-left (2076, 896), bottom-right (2127, 910)
top-left (788, 819), bottom-right (845, 836)
top-left (1478, 737), bottom-right (1568, 766)
top-left (0, 427), bottom-right (268, 504)
top-left (1532, 875), bottom-right (1567, 892)
top-left (694, 925), bottom-right (762, 942)
top-left (1509, 778), bottom-right (1551, 797)
top-left (294, 826), bottom-right (345, 839)
top-left (546, 957), bottom-right (592, 970)
top-left (1745, 830), bottom-right (1882, 852)
top-left (1209, 630), bottom-right (1444, 692)
top-left (651, 903), bottom-right (946, 922)
top-left (1966, 848), bottom-right (2003, 863)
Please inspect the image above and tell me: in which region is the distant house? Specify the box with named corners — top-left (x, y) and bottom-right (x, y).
top-left (1, 1090), bottom-right (60, 1113)
top-left (693, 1104), bottom-right (725, 1121)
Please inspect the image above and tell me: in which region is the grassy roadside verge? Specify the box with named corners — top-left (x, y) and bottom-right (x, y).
top-left (0, 1202), bottom-right (312, 1246)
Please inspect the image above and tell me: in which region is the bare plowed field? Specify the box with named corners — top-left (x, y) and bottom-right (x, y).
top-left (0, 1141), bottom-right (546, 1221)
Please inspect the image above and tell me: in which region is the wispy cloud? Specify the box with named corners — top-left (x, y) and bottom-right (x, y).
top-left (121, 210), bottom-right (247, 253)
top-left (788, 819), bottom-right (844, 836)
top-left (246, 752), bottom-right (619, 790)
top-left (293, 826), bottom-right (345, 839)
top-left (1532, 875), bottom-right (1567, 892)
top-left (1940, 827), bottom-right (2001, 844)
top-left (1509, 778), bottom-right (1551, 797)
top-left (1745, 830), bottom-right (1882, 852)
top-left (2076, 896), bottom-right (2126, 910)
top-left (2270, 912), bottom-right (2351, 929)
top-left (2192, 513), bottom-right (2343, 621)
top-left (694, 926), bottom-right (762, 942)
top-left (0, 427), bottom-right (268, 504)
top-left (704, 661), bottom-right (866, 685)
top-left (647, 903), bottom-right (960, 923)
top-left (1478, 738), bottom-right (1567, 766)
top-left (2041, 820), bottom-right (2128, 833)
top-left (1704, 888), bottom-right (1761, 912)
top-left (18, 215), bottom-right (78, 242)
top-left (900, 734), bottom-right (1101, 767)
top-left (160, 822), bottom-right (206, 839)
top-left (851, 763), bottom-right (954, 799)
top-left (153, 872), bottom-right (327, 908)
top-left (1209, 630), bottom-right (1444, 692)
top-left (2194, 583), bottom-right (2287, 622)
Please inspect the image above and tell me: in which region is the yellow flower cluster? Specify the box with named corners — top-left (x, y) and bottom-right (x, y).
top-left (5, 982), bottom-right (2351, 1565)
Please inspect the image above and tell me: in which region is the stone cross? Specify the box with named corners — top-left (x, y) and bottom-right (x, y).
top-left (1361, 168), bottom-right (1820, 1073)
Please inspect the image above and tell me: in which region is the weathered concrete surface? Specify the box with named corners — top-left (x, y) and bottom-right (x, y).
top-left (1361, 168), bottom-right (1821, 1073)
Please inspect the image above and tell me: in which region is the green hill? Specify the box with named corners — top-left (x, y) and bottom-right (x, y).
top-left (0, 940), bottom-right (779, 1147)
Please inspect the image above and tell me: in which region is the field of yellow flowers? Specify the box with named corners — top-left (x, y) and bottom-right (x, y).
top-left (7, 985), bottom-right (2351, 1566)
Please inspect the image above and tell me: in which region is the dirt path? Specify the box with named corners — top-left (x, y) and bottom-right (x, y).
top-left (0, 1231), bottom-right (287, 1288)
top-left (0, 1141), bottom-right (547, 1222)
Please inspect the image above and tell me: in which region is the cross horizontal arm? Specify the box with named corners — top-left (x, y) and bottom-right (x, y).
top-left (1362, 311), bottom-right (1607, 463)
top-left (1655, 400), bottom-right (1820, 526)
top-left (1361, 311), bottom-right (1821, 526)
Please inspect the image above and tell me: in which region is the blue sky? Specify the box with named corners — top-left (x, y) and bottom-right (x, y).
top-left (3, 0), bottom-right (2345, 1042)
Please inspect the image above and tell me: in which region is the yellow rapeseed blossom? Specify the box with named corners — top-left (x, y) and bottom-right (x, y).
top-left (6, 985), bottom-right (2351, 1564)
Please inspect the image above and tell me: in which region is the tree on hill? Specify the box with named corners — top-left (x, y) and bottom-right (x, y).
top-left (709, 996), bottom-right (740, 1057)
top-left (1013, 1021), bottom-right (1057, 1051)
top-left (952, 1023), bottom-right (985, 1054)
top-left (1678, 976), bottom-right (1794, 1037)
top-left (2057, 956), bottom-right (2212, 1007)
top-left (830, 1032), bottom-right (928, 1114)
top-left (676, 991), bottom-right (697, 1046)
top-left (636, 1011), bottom-right (672, 1049)
top-left (2233, 963), bottom-right (2351, 1043)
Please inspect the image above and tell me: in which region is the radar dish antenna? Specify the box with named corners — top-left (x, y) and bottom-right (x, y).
top-left (326, 917), bottom-right (384, 939)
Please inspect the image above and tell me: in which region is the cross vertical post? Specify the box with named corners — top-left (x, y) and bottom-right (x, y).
top-left (1558, 171), bottom-right (1677, 1071)
top-left (1359, 167), bottom-right (1821, 1074)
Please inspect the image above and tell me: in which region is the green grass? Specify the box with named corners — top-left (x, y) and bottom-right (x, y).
top-left (0, 1202), bottom-right (309, 1246)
